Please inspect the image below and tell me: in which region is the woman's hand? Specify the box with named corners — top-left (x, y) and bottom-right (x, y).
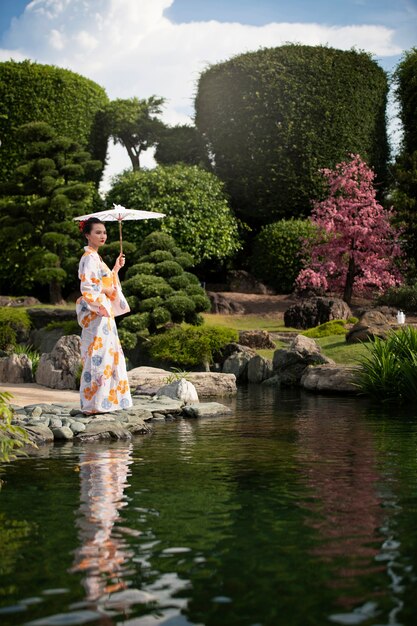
top-left (102, 287), bottom-right (116, 297)
top-left (98, 304), bottom-right (110, 317)
top-left (113, 253), bottom-right (126, 273)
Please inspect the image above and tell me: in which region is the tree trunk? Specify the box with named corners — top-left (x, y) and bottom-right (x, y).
top-left (49, 279), bottom-right (65, 305)
top-left (343, 255), bottom-right (356, 305)
top-left (124, 142), bottom-right (141, 170)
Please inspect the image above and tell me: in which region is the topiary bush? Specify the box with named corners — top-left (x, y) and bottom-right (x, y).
top-left (0, 308), bottom-right (31, 344)
top-left (148, 325), bottom-right (238, 368)
top-left (302, 319), bottom-right (357, 338)
top-left (250, 219), bottom-right (317, 292)
top-left (120, 232), bottom-right (211, 342)
top-left (0, 325), bottom-right (17, 352)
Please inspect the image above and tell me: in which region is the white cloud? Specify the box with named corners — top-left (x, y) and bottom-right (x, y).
top-left (0, 0), bottom-right (406, 192)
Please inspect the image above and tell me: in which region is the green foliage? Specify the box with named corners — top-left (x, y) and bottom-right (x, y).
top-left (103, 96), bottom-right (165, 170)
top-left (0, 392), bottom-right (31, 466)
top-left (302, 319), bottom-right (355, 338)
top-left (106, 164), bottom-right (241, 263)
top-left (44, 320), bottom-right (81, 335)
top-left (148, 325), bottom-right (238, 367)
top-left (377, 284), bottom-right (417, 312)
top-left (195, 44), bottom-right (389, 224)
top-left (154, 124), bottom-right (210, 167)
top-left (120, 312), bottom-right (151, 333)
top-left (100, 241), bottom-right (137, 269)
top-left (356, 327), bottom-right (417, 402)
top-left (154, 260), bottom-right (184, 278)
top-left (125, 262), bottom-right (155, 279)
top-left (165, 295), bottom-right (196, 322)
top-left (394, 48), bottom-right (417, 154)
top-left (0, 325), bottom-right (16, 352)
top-left (14, 344), bottom-right (41, 375)
top-left (117, 328), bottom-right (138, 351)
top-left (123, 274), bottom-right (174, 299)
top-left (121, 232), bottom-right (210, 340)
top-left (250, 219), bottom-right (317, 292)
top-left (0, 60), bottom-right (108, 184)
top-left (0, 308), bottom-right (31, 334)
top-left (0, 122), bottom-right (103, 301)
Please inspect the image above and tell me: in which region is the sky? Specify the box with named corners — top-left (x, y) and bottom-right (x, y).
top-left (0, 0), bottom-right (415, 192)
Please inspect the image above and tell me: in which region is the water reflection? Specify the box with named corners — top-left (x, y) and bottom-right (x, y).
top-left (71, 446), bottom-right (134, 602)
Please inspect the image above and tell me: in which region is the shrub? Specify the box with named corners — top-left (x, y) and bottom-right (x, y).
top-left (139, 297), bottom-right (165, 312)
top-left (120, 312), bottom-right (151, 333)
top-left (148, 250), bottom-right (174, 263)
top-left (165, 295), bottom-right (196, 322)
top-left (139, 232), bottom-right (177, 255)
top-left (148, 325), bottom-right (238, 368)
top-left (117, 328), bottom-right (138, 351)
top-left (175, 253), bottom-right (195, 269)
top-left (184, 272), bottom-right (200, 285)
top-left (151, 307), bottom-right (172, 326)
top-left (107, 164), bottom-right (241, 263)
top-left (14, 344), bottom-right (41, 374)
top-left (189, 293), bottom-right (211, 312)
top-left (302, 319), bottom-right (352, 338)
top-left (44, 320), bottom-right (80, 335)
top-left (185, 284), bottom-right (207, 296)
top-left (125, 263), bottom-right (155, 279)
top-left (154, 260), bottom-right (184, 278)
top-left (0, 325), bottom-right (17, 352)
top-left (377, 284), bottom-right (417, 312)
top-left (168, 274), bottom-right (192, 290)
top-left (250, 219), bottom-right (317, 292)
top-left (0, 308), bottom-right (31, 335)
top-left (357, 326), bottom-right (417, 402)
top-left (123, 274), bottom-right (173, 299)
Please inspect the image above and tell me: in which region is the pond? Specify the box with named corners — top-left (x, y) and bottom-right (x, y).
top-left (1, 387), bottom-right (417, 626)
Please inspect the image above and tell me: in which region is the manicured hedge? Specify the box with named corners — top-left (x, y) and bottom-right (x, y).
top-left (0, 60), bottom-right (109, 183)
top-left (195, 44), bottom-right (389, 224)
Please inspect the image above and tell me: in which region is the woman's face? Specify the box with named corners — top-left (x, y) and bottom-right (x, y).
top-left (86, 223), bottom-right (107, 249)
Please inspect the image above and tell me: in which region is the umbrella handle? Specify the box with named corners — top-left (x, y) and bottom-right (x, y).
top-left (119, 221), bottom-right (123, 255)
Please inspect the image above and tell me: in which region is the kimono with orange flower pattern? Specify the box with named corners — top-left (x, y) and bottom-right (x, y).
top-left (76, 246), bottom-right (133, 414)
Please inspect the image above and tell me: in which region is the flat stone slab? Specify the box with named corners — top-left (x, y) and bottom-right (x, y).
top-left (129, 367), bottom-right (237, 397)
top-left (182, 402), bottom-right (233, 419)
top-left (300, 364), bottom-right (361, 394)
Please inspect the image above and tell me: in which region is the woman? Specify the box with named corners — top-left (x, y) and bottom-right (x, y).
top-left (76, 217), bottom-right (132, 414)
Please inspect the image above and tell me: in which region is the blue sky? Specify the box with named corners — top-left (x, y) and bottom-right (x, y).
top-left (0, 0), bottom-right (415, 187)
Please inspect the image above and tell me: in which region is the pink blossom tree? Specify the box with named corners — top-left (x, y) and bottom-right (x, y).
top-left (295, 154), bottom-right (404, 305)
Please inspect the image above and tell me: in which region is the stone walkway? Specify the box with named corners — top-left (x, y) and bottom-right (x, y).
top-left (0, 382), bottom-right (79, 407)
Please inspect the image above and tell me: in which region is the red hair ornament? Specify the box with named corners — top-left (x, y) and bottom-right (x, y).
top-left (78, 220), bottom-right (86, 233)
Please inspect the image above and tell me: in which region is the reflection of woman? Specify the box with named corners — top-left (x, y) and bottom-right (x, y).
top-left (71, 447), bottom-right (133, 601)
top-left (76, 217), bottom-right (132, 414)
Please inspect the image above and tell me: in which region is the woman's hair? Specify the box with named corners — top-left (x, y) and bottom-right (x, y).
top-left (79, 217), bottom-right (105, 236)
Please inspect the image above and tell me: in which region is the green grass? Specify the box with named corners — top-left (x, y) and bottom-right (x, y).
top-left (257, 335), bottom-right (368, 364)
top-left (202, 313), bottom-right (294, 332)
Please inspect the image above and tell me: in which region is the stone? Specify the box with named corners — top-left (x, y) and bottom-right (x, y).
top-left (76, 421), bottom-right (131, 441)
top-left (156, 378), bottom-right (199, 404)
top-left (52, 426), bottom-right (74, 440)
top-left (182, 402), bottom-right (233, 419)
top-left (31, 406), bottom-right (43, 418)
top-left (35, 334), bottom-right (81, 389)
top-left (30, 327), bottom-right (66, 353)
top-left (207, 292), bottom-right (245, 315)
top-left (25, 424), bottom-right (55, 444)
top-left (272, 334), bottom-right (334, 386)
top-left (70, 421), bottom-right (86, 434)
top-left (238, 330), bottom-right (276, 350)
top-left (222, 350), bottom-right (254, 381)
top-left (0, 354), bottom-right (33, 383)
top-left (49, 417), bottom-right (63, 429)
top-left (301, 364), bottom-right (361, 393)
top-left (284, 297), bottom-right (352, 330)
top-left (126, 420), bottom-right (152, 435)
top-left (247, 355), bottom-right (274, 384)
top-left (129, 366), bottom-right (237, 397)
top-left (346, 310), bottom-right (392, 344)
top-left (27, 307), bottom-right (77, 330)
top-left (227, 270), bottom-right (275, 295)
top-left (0, 296), bottom-right (41, 307)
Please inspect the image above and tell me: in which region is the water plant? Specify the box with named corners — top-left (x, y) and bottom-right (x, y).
top-left (356, 326), bottom-right (417, 401)
top-left (0, 392), bottom-right (31, 476)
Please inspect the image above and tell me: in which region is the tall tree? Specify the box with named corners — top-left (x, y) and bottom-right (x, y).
top-left (295, 155), bottom-right (403, 305)
top-left (104, 96), bottom-right (165, 170)
top-left (154, 125), bottom-right (210, 167)
top-left (195, 45), bottom-right (389, 226)
top-left (0, 122), bottom-right (102, 303)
